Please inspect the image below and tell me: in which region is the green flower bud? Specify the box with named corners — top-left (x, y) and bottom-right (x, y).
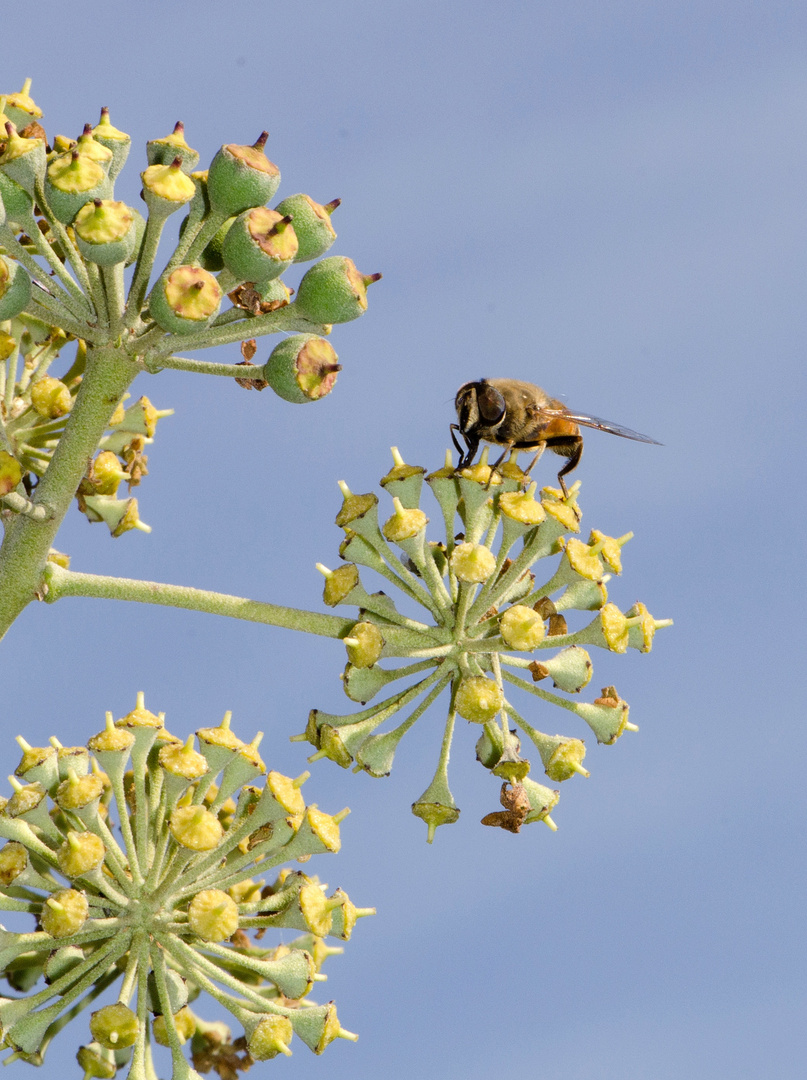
top-left (263, 333), bottom-right (341, 403)
top-left (274, 193), bottom-right (340, 262)
top-left (169, 805), bottom-right (223, 851)
top-left (149, 265), bottom-right (222, 334)
top-left (221, 206), bottom-right (298, 282)
top-left (44, 149), bottom-right (111, 223)
top-left (187, 888), bottom-right (239, 942)
top-left (73, 199), bottom-right (136, 266)
top-left (0, 255), bottom-right (31, 320)
top-left (57, 830), bottom-right (106, 877)
top-left (293, 255), bottom-right (381, 324)
top-left (248, 1015), bottom-right (294, 1059)
top-left (206, 131), bottom-right (280, 217)
top-left (0, 450), bottom-right (22, 496)
top-left (30, 375), bottom-right (71, 419)
top-left (89, 1003), bottom-right (139, 1050)
top-left (40, 888), bottom-right (89, 938)
top-left (455, 676), bottom-right (503, 723)
top-left (450, 541), bottom-right (496, 583)
top-left (146, 121), bottom-right (199, 172)
top-left (0, 122), bottom-right (47, 195)
top-left (499, 605), bottom-right (545, 650)
top-left (92, 107), bottom-right (131, 182)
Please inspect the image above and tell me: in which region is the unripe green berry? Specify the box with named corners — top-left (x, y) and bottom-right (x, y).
top-left (321, 563), bottom-right (360, 606)
top-left (149, 265), bottom-right (222, 334)
top-left (450, 542), bottom-right (496, 582)
top-left (76, 1043), bottom-right (116, 1079)
top-left (382, 497), bottom-right (428, 542)
top-left (30, 375), bottom-right (72, 419)
top-left (92, 107), bottom-right (131, 182)
top-left (147, 121), bottom-right (199, 172)
top-left (0, 122), bottom-right (47, 194)
top-left (152, 1007), bottom-right (196, 1046)
top-left (140, 158), bottom-right (196, 213)
top-left (40, 888), bottom-right (89, 937)
top-left (248, 1015), bottom-right (294, 1059)
top-left (499, 605), bottom-right (546, 650)
top-left (294, 256), bottom-right (381, 324)
top-left (187, 888), bottom-right (239, 941)
top-left (222, 206), bottom-right (298, 282)
top-left (0, 254), bottom-right (31, 320)
top-left (455, 676), bottom-right (504, 723)
top-left (57, 831), bottom-right (105, 877)
top-left (75, 125), bottom-right (114, 173)
top-left (206, 131), bottom-right (280, 216)
top-left (73, 199), bottom-right (136, 266)
top-left (344, 621), bottom-right (384, 668)
top-left (44, 150), bottom-right (111, 223)
top-left (170, 805), bottom-right (223, 851)
top-left (263, 333), bottom-right (341, 403)
top-left (0, 449), bottom-right (22, 496)
top-left (274, 193), bottom-right (340, 262)
top-left (89, 1003), bottom-right (139, 1050)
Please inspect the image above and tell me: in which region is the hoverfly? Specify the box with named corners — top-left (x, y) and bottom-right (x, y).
top-left (452, 378), bottom-right (660, 495)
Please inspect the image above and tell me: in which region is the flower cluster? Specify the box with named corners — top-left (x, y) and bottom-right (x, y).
top-left (0, 695), bottom-right (372, 1078)
top-left (299, 448), bottom-right (671, 841)
top-left (0, 79), bottom-right (379, 537)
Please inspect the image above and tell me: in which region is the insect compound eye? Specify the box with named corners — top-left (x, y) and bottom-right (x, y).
top-left (476, 383), bottom-right (507, 426)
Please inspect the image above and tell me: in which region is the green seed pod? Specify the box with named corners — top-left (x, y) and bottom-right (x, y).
top-left (146, 121), bottom-right (199, 173)
top-left (274, 193), bottom-right (340, 262)
top-left (75, 124), bottom-right (114, 173)
top-left (44, 150), bottom-right (111, 223)
top-left (0, 254), bottom-right (31, 320)
top-left (263, 333), bottom-right (341, 403)
top-left (30, 375), bottom-right (71, 418)
top-left (344, 621), bottom-right (384, 668)
top-left (206, 131), bottom-right (280, 217)
top-left (0, 122), bottom-right (47, 195)
top-left (222, 206), bottom-right (298, 282)
top-left (92, 107), bottom-right (131, 182)
top-left (455, 676), bottom-right (504, 723)
top-left (149, 265), bottom-right (222, 334)
top-left (293, 256), bottom-right (381, 324)
top-left (0, 171), bottom-right (34, 229)
top-left (73, 199), bottom-right (137, 266)
top-left (89, 1003), bottom-right (139, 1050)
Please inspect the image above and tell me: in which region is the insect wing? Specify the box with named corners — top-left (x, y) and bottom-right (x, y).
top-left (540, 408), bottom-right (661, 445)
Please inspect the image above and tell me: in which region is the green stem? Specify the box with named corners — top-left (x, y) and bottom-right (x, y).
top-left (145, 303), bottom-right (329, 360)
top-left (43, 563), bottom-right (355, 639)
top-left (0, 345), bottom-right (140, 640)
top-left (148, 354), bottom-right (272, 378)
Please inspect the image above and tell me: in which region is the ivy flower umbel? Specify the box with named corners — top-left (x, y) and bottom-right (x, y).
top-left (299, 447), bottom-right (671, 841)
top-left (0, 695), bottom-right (372, 1078)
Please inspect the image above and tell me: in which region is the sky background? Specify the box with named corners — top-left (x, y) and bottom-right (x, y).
top-left (2, 1), bottom-right (807, 1077)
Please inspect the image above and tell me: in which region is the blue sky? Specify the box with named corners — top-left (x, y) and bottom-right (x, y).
top-left (2, 2), bottom-right (807, 1077)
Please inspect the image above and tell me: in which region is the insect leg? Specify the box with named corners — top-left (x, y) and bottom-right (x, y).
top-left (450, 424), bottom-right (477, 469)
top-left (555, 437), bottom-right (583, 498)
